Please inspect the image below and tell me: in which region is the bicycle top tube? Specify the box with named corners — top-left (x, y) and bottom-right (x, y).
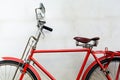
top-left (32, 48), bottom-right (91, 53)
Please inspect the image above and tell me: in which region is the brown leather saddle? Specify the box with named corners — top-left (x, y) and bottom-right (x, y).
top-left (74, 37), bottom-right (100, 43)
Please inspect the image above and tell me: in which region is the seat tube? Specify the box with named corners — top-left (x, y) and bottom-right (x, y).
top-left (76, 51), bottom-right (90, 80)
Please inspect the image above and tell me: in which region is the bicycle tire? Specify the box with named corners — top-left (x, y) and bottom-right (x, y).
top-left (0, 60), bottom-right (37, 80)
top-left (85, 57), bottom-right (120, 80)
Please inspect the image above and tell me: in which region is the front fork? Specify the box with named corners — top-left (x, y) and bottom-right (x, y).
top-left (12, 61), bottom-right (30, 80)
top-left (19, 62), bottom-right (30, 80)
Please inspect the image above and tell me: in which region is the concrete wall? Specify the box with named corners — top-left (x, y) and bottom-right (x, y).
top-left (0, 0), bottom-right (120, 79)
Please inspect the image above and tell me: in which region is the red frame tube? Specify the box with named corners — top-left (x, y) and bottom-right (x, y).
top-left (33, 48), bottom-right (90, 53)
top-left (20, 63), bottom-right (29, 80)
top-left (29, 48), bottom-right (91, 80)
top-left (21, 48), bottom-right (120, 80)
top-left (76, 51), bottom-right (90, 80)
top-left (116, 63), bottom-right (120, 80)
top-left (30, 57), bottom-right (56, 80)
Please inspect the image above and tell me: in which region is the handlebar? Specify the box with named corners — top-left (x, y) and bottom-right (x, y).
top-left (37, 20), bottom-right (53, 32)
top-left (35, 3), bottom-right (53, 32)
top-left (42, 25), bottom-right (53, 32)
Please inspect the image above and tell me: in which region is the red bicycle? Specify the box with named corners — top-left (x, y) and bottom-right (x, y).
top-left (0, 3), bottom-right (120, 80)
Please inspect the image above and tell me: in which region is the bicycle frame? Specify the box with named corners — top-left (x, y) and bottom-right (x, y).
top-left (2, 30), bottom-right (119, 80)
top-left (19, 47), bottom-right (120, 80)
top-left (30, 48), bottom-right (90, 80)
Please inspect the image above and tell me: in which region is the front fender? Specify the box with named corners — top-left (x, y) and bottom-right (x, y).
top-left (2, 57), bottom-right (41, 80)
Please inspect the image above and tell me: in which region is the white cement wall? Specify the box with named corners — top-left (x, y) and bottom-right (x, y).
top-left (0, 0), bottom-right (120, 79)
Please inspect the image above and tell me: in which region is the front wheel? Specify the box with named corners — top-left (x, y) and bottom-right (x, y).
top-left (0, 60), bottom-right (37, 80)
top-left (85, 57), bottom-right (120, 80)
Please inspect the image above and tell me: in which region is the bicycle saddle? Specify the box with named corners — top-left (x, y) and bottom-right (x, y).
top-left (74, 37), bottom-right (100, 43)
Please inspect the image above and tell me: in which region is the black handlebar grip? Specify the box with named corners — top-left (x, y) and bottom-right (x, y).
top-left (43, 26), bottom-right (53, 32)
